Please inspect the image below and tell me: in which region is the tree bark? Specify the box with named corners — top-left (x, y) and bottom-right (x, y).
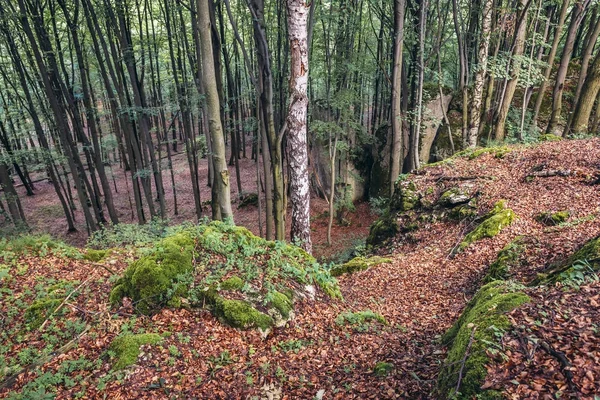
top-left (197, 0), bottom-right (234, 221)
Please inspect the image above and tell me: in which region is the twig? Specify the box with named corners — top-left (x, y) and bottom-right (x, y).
top-left (39, 273), bottom-right (96, 331)
top-left (538, 339), bottom-right (579, 395)
top-left (455, 325), bottom-right (477, 395)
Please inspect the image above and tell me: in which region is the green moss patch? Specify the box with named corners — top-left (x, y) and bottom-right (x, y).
top-left (109, 232), bottom-right (195, 314)
top-left (335, 310), bottom-right (387, 332)
top-left (538, 134), bottom-right (562, 142)
top-left (467, 146), bottom-right (512, 160)
top-left (110, 221), bottom-right (341, 332)
top-left (331, 256), bottom-right (392, 277)
top-left (438, 281), bottom-right (529, 399)
top-left (459, 201), bottom-right (516, 251)
top-left (110, 333), bottom-right (162, 370)
top-left (83, 249), bottom-right (108, 262)
top-left (535, 211), bottom-right (569, 226)
top-left (484, 238), bottom-right (526, 283)
top-left (373, 362), bottom-right (394, 377)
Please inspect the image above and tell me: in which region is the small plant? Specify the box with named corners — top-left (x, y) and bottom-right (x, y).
top-left (373, 361), bottom-right (394, 377)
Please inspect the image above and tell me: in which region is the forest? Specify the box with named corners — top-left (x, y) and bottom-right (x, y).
top-left (0, 0), bottom-right (600, 398)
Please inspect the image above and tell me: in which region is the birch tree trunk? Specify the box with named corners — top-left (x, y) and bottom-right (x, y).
top-left (286, 0), bottom-right (312, 253)
top-left (467, 0), bottom-right (493, 148)
top-left (197, 0), bottom-right (234, 221)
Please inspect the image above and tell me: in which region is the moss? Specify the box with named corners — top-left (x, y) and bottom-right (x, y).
top-left (448, 204), bottom-right (478, 220)
top-left (533, 235), bottom-right (600, 285)
top-left (467, 146), bottom-right (512, 160)
top-left (390, 180), bottom-right (420, 212)
top-left (24, 298), bottom-right (63, 330)
top-left (484, 238), bottom-right (525, 283)
top-left (535, 210), bottom-right (569, 226)
top-left (83, 249), bottom-right (108, 262)
top-left (214, 297), bottom-right (274, 330)
top-left (110, 333), bottom-right (162, 370)
top-left (270, 291), bottom-right (293, 319)
top-left (331, 256), bottom-right (392, 277)
top-left (373, 362), bottom-right (394, 377)
top-left (539, 134), bottom-right (562, 142)
top-left (459, 201), bottom-right (516, 251)
top-left (367, 216), bottom-right (399, 247)
top-left (335, 310), bottom-right (387, 327)
top-left (221, 276), bottom-right (245, 291)
top-left (110, 232), bottom-right (195, 314)
top-left (438, 281), bottom-right (529, 399)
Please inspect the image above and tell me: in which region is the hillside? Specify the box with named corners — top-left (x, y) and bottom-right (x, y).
top-left (1, 138), bottom-right (599, 399)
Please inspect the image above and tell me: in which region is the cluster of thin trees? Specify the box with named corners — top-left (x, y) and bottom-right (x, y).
top-left (0, 0), bottom-right (599, 250)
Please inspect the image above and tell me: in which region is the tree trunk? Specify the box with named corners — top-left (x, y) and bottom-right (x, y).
top-left (390, 0), bottom-right (405, 194)
top-left (197, 0), bottom-right (234, 221)
top-left (467, 0), bottom-right (493, 148)
top-left (570, 50), bottom-right (600, 134)
top-left (286, 0), bottom-right (312, 253)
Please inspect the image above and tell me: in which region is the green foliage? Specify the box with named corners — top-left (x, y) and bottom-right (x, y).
top-left (459, 201), bottom-right (516, 251)
top-left (369, 196), bottom-right (389, 216)
top-left (331, 255), bottom-right (392, 277)
top-left (533, 236), bottom-right (600, 285)
top-left (0, 234), bottom-right (82, 260)
top-left (109, 333), bottom-right (163, 370)
top-left (87, 219), bottom-right (170, 249)
top-left (438, 281), bottom-right (529, 399)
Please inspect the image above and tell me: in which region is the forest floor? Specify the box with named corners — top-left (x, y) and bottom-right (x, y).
top-left (11, 141), bottom-right (375, 261)
top-left (1, 138), bottom-right (600, 399)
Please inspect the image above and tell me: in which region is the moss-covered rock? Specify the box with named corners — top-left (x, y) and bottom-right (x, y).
top-left (335, 309), bottom-right (387, 328)
top-left (390, 179), bottom-right (420, 212)
top-left (467, 146), bottom-right (512, 160)
top-left (109, 232), bottom-right (195, 314)
top-left (110, 333), bottom-right (163, 370)
top-left (484, 238), bottom-right (525, 283)
top-left (448, 204), bottom-right (478, 220)
top-left (269, 291), bottom-right (293, 320)
top-left (83, 249), bottom-right (108, 262)
top-left (439, 186), bottom-right (473, 206)
top-left (331, 256), bottom-right (392, 277)
top-left (437, 281), bottom-right (529, 399)
top-left (535, 210), bottom-right (569, 226)
top-left (538, 134), bottom-right (562, 142)
top-left (532, 235), bottom-right (600, 285)
top-left (459, 201), bottom-right (516, 251)
top-left (214, 297), bottom-right (273, 331)
top-left (366, 216), bottom-right (399, 247)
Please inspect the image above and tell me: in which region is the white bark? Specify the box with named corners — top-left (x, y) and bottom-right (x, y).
top-left (286, 0), bottom-right (312, 253)
top-left (466, 0), bottom-right (492, 148)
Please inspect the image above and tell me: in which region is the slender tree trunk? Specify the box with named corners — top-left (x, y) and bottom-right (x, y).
top-left (197, 0), bottom-right (234, 221)
top-left (390, 0), bottom-right (405, 193)
top-left (570, 50), bottom-right (600, 134)
top-left (467, 0), bottom-right (493, 147)
top-left (286, 0), bottom-right (312, 252)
